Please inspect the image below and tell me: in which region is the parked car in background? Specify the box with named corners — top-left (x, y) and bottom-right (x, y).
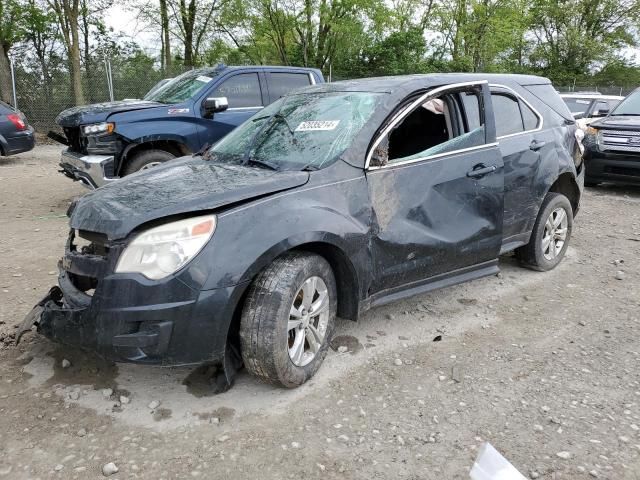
top-left (583, 88), bottom-right (640, 186)
top-left (22, 74), bottom-right (583, 390)
top-left (0, 101), bottom-right (35, 156)
top-left (560, 92), bottom-right (623, 130)
top-left (53, 65), bottom-right (324, 189)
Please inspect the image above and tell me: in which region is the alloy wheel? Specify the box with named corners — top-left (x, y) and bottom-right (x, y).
top-left (140, 161), bottom-right (162, 170)
top-left (287, 276), bottom-right (330, 367)
top-left (542, 207), bottom-right (568, 260)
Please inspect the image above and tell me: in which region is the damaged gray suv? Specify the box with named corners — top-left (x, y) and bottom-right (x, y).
top-left (23, 74), bottom-right (584, 390)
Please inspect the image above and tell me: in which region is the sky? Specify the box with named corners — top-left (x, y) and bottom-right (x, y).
top-left (104, 3), bottom-right (160, 54)
top-left (104, 2), bottom-right (639, 66)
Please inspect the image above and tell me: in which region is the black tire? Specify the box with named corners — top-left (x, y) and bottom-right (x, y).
top-left (123, 149), bottom-right (175, 175)
top-left (515, 192), bottom-right (573, 271)
top-left (240, 252), bottom-right (337, 388)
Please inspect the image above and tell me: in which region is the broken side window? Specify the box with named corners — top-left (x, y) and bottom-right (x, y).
top-left (381, 87), bottom-right (486, 165)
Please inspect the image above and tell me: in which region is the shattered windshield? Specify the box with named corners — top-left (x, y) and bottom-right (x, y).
top-left (144, 70), bottom-right (218, 104)
top-left (209, 91), bottom-right (382, 170)
top-left (612, 91), bottom-right (640, 116)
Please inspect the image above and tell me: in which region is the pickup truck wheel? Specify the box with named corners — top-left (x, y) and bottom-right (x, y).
top-left (240, 252), bottom-right (337, 388)
top-left (123, 149), bottom-right (175, 175)
top-left (515, 192), bottom-right (573, 271)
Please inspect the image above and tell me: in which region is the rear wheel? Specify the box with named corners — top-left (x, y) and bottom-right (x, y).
top-left (515, 192), bottom-right (573, 271)
top-left (240, 252), bottom-right (337, 388)
top-left (123, 149), bottom-right (175, 175)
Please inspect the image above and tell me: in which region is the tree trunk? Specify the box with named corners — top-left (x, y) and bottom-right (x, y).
top-left (50, 0), bottom-right (85, 105)
top-left (180, 0), bottom-right (196, 67)
top-left (69, 13), bottom-right (84, 104)
top-left (160, 0), bottom-right (171, 72)
top-left (82, 0), bottom-right (92, 102)
top-left (0, 43), bottom-right (13, 105)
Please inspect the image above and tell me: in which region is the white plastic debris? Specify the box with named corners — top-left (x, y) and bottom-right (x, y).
top-left (470, 442), bottom-right (527, 480)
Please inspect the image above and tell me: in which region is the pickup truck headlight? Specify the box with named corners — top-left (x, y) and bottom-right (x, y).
top-left (82, 122), bottom-right (114, 135)
top-left (115, 215), bottom-right (216, 280)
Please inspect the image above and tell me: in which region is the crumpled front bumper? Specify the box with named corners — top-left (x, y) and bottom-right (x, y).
top-left (20, 267), bottom-right (247, 370)
top-left (59, 149), bottom-right (117, 189)
top-left (19, 277), bottom-right (176, 361)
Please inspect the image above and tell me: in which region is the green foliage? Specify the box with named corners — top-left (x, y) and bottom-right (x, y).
top-left (6, 0), bottom-right (640, 128)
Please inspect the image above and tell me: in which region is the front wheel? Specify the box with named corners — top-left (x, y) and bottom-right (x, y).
top-left (515, 192), bottom-right (573, 271)
top-left (240, 252), bottom-right (337, 388)
top-left (123, 149), bottom-right (175, 175)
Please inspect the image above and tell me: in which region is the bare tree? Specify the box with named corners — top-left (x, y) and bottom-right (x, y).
top-left (169, 0), bottom-right (223, 67)
top-left (0, 0), bottom-right (20, 104)
top-left (49, 0), bottom-right (84, 105)
top-left (160, 0), bottom-right (172, 72)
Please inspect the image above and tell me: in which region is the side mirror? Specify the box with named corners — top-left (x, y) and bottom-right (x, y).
top-left (202, 97), bottom-right (229, 118)
top-left (573, 112), bottom-right (585, 120)
top-left (592, 109), bottom-right (609, 118)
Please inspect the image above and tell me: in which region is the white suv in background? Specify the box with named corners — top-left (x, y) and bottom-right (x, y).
top-left (560, 92), bottom-right (623, 130)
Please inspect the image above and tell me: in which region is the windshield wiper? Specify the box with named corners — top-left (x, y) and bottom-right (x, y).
top-left (243, 108), bottom-right (295, 166)
top-left (245, 158), bottom-right (278, 170)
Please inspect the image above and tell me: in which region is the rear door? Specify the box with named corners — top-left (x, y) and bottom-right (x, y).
top-left (489, 86), bottom-right (545, 245)
top-left (264, 71), bottom-right (316, 103)
top-left (366, 81), bottom-right (504, 293)
top-left (196, 71), bottom-right (266, 145)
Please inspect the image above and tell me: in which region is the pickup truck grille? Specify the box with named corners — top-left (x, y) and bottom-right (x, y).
top-left (600, 129), bottom-right (640, 153)
top-left (63, 126), bottom-right (86, 153)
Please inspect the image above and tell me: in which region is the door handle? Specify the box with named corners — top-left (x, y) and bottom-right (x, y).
top-left (467, 164), bottom-right (497, 178)
top-left (530, 140), bottom-right (547, 151)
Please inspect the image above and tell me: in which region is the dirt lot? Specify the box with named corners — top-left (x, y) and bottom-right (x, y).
top-left (1, 146), bottom-right (639, 479)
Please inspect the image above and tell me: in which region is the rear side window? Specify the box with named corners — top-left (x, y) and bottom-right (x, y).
top-left (522, 102), bottom-right (540, 130)
top-left (0, 100), bottom-right (13, 112)
top-left (525, 84), bottom-right (573, 121)
top-left (211, 73), bottom-right (263, 108)
top-left (492, 94), bottom-right (524, 136)
top-left (267, 73), bottom-right (312, 101)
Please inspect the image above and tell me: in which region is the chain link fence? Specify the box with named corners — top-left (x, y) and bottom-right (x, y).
top-left (12, 59), bottom-right (191, 134)
top-left (8, 61), bottom-right (638, 134)
top-left (556, 85), bottom-right (634, 97)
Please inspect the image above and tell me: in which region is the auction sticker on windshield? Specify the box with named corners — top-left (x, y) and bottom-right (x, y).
top-left (295, 120), bottom-right (340, 131)
top-left (196, 75), bottom-right (213, 83)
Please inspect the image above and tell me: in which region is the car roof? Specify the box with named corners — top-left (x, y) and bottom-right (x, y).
top-left (192, 65), bottom-right (321, 76)
top-left (560, 93), bottom-right (624, 100)
top-left (297, 73), bottom-right (552, 94)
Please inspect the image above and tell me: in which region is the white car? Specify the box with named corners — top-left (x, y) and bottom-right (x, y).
top-left (560, 93), bottom-right (624, 130)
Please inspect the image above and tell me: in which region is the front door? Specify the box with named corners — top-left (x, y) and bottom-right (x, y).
top-left (366, 81), bottom-right (504, 294)
top-left (196, 72), bottom-right (266, 146)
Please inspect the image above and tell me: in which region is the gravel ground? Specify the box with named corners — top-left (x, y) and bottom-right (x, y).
top-left (0, 146), bottom-right (639, 479)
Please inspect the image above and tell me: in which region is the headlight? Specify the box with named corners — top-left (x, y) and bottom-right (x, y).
top-left (584, 126), bottom-right (602, 147)
top-left (115, 214), bottom-right (216, 280)
top-left (82, 122), bottom-right (114, 136)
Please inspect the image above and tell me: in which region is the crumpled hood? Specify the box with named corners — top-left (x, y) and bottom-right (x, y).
top-left (69, 157), bottom-right (310, 240)
top-left (56, 100), bottom-right (163, 127)
top-left (592, 115), bottom-right (640, 131)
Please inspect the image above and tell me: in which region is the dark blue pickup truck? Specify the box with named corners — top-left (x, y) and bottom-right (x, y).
top-left (55, 65), bottom-right (323, 188)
